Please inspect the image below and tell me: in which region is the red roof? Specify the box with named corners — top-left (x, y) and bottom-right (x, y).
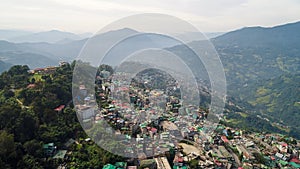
top-left (54, 105), bottom-right (65, 111)
top-left (290, 158), bottom-right (300, 164)
top-left (221, 136), bottom-right (229, 143)
top-left (281, 143), bottom-right (288, 147)
top-left (177, 157), bottom-right (183, 163)
top-left (34, 68), bottom-right (45, 71)
top-left (189, 127), bottom-right (195, 131)
top-left (151, 128), bottom-right (157, 133)
top-left (174, 156), bottom-right (184, 163)
top-left (119, 87), bottom-right (129, 91)
top-left (214, 159), bottom-right (222, 166)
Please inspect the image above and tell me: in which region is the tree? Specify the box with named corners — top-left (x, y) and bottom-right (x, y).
top-left (24, 140), bottom-right (43, 157)
top-left (0, 100), bottom-right (21, 132)
top-left (14, 110), bottom-right (38, 143)
top-left (3, 89), bottom-right (14, 98)
top-left (7, 65), bottom-right (29, 76)
top-left (18, 154), bottom-right (43, 169)
top-left (98, 64), bottom-right (114, 76)
top-left (0, 130), bottom-right (16, 164)
top-left (253, 152), bottom-right (266, 164)
top-left (31, 78), bottom-right (36, 84)
top-left (7, 65), bottom-right (30, 88)
top-left (41, 75), bottom-right (52, 83)
top-left (189, 159), bottom-right (200, 169)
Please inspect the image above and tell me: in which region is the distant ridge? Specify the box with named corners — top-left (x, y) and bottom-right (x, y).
top-left (7, 30), bottom-right (85, 43)
top-left (0, 21), bottom-right (299, 70)
top-left (0, 30), bottom-right (32, 40)
top-left (213, 21), bottom-right (300, 48)
top-left (0, 60), bottom-right (12, 73)
top-left (209, 20), bottom-right (300, 89)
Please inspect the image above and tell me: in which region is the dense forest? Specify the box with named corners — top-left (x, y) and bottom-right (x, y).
top-left (0, 63), bottom-right (124, 169)
top-left (222, 73), bottom-right (300, 140)
top-left (238, 73), bottom-right (300, 125)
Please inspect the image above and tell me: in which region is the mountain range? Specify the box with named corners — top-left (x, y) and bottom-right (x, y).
top-left (0, 28), bottom-right (182, 69)
top-left (0, 29), bottom-right (92, 43)
top-left (0, 22), bottom-right (299, 71)
top-left (213, 21), bottom-right (300, 49)
top-left (0, 21), bottom-right (299, 137)
top-left (213, 21), bottom-right (300, 91)
top-left (210, 21), bottom-right (300, 137)
top-left (0, 30), bottom-right (32, 40)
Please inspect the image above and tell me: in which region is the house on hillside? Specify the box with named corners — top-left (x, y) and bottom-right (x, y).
top-left (33, 66), bottom-right (57, 74)
top-left (43, 143), bottom-right (56, 157)
top-left (54, 105), bottom-right (65, 112)
top-left (59, 61), bottom-right (68, 67)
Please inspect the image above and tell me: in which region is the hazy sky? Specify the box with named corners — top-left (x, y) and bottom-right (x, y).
top-left (1, 0), bottom-right (299, 33)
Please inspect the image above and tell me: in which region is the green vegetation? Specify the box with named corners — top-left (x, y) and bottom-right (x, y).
top-left (205, 22), bottom-right (300, 138)
top-left (0, 63), bottom-right (124, 168)
top-left (238, 74), bottom-right (300, 129)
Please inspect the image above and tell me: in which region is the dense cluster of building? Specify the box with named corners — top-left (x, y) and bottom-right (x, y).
top-left (73, 70), bottom-right (300, 169)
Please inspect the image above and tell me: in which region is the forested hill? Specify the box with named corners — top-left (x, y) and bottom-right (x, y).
top-left (211, 21), bottom-right (300, 91)
top-left (0, 64), bottom-right (123, 168)
top-left (223, 73), bottom-right (300, 139)
top-left (208, 21), bottom-right (300, 134)
top-left (238, 73), bottom-right (300, 129)
top-left (213, 21), bottom-right (300, 49)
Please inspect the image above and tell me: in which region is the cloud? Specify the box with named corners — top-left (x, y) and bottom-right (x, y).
top-left (0, 0), bottom-right (299, 33)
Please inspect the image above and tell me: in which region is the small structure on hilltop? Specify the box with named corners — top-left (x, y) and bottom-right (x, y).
top-left (54, 105), bottom-right (65, 112)
top-left (43, 143), bottom-right (56, 157)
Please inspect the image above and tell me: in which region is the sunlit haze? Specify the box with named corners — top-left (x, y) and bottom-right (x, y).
top-left (1, 0), bottom-right (300, 33)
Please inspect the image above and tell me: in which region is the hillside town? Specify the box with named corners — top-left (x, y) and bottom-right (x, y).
top-left (70, 67), bottom-right (300, 169)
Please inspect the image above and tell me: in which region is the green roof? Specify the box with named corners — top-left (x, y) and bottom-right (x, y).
top-left (125, 135), bottom-right (131, 139)
top-left (126, 147), bottom-right (133, 150)
top-left (114, 162), bottom-right (127, 168)
top-left (211, 153), bottom-right (218, 157)
top-left (173, 165), bottom-right (187, 169)
top-left (289, 162), bottom-right (300, 168)
top-left (168, 117), bottom-right (176, 122)
top-left (103, 164), bottom-right (116, 169)
top-left (139, 123), bottom-right (147, 128)
top-left (279, 160), bottom-right (288, 166)
top-left (197, 127), bottom-right (203, 131)
top-left (43, 143), bottom-right (54, 149)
